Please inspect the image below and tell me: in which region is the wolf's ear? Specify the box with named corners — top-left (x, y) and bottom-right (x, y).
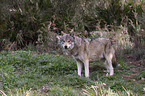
top-left (61, 31), bottom-right (66, 35)
top-left (70, 29), bottom-right (75, 37)
top-left (56, 35), bottom-right (61, 44)
top-left (56, 35), bottom-right (61, 40)
top-left (70, 33), bottom-right (75, 37)
top-left (75, 36), bottom-right (82, 46)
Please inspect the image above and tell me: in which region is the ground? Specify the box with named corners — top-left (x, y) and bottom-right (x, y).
top-left (123, 54), bottom-right (145, 84)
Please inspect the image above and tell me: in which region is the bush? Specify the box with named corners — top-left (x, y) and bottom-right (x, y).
top-left (0, 0), bottom-right (144, 51)
top-left (0, 0), bottom-right (53, 50)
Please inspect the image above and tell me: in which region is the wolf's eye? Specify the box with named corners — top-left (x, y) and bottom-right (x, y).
top-left (68, 40), bottom-right (71, 42)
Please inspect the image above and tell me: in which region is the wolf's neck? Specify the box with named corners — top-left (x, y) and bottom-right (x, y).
top-left (69, 45), bottom-right (79, 56)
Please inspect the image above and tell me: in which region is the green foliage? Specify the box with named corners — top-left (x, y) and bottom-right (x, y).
top-left (0, 0), bottom-right (53, 49)
top-left (35, 23), bottom-right (59, 53)
top-left (0, 0), bottom-right (144, 50)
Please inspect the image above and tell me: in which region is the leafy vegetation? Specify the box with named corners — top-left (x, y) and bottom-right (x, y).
top-left (0, 51), bottom-right (144, 95)
top-left (0, 0), bottom-right (145, 51)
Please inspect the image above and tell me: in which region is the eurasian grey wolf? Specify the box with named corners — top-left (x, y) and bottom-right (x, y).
top-left (57, 32), bottom-right (117, 77)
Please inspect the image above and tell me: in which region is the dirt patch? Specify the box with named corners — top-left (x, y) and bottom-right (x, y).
top-left (123, 54), bottom-right (145, 83)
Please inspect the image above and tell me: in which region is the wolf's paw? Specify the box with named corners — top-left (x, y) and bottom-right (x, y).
top-left (110, 72), bottom-right (114, 76)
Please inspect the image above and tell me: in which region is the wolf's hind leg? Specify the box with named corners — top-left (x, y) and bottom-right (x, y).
top-left (105, 54), bottom-right (114, 76)
top-left (108, 60), bottom-right (114, 76)
top-left (103, 61), bottom-right (109, 76)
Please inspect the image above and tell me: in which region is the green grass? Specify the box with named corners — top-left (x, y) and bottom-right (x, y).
top-left (0, 51), bottom-right (144, 96)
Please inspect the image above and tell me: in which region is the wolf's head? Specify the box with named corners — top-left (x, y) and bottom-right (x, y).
top-left (57, 32), bottom-right (81, 50)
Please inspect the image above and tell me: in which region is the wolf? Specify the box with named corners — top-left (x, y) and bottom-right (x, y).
top-left (57, 32), bottom-right (117, 77)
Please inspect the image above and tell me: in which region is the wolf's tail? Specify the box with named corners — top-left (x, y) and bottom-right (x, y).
top-left (112, 54), bottom-right (117, 68)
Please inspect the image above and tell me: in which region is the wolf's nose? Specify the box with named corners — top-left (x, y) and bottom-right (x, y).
top-left (64, 46), bottom-right (68, 49)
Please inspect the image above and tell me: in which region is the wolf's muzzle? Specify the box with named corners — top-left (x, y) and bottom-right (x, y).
top-left (64, 45), bottom-right (68, 49)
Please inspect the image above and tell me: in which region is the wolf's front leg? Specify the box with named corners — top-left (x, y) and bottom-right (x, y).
top-left (76, 60), bottom-right (83, 76)
top-left (84, 59), bottom-right (89, 77)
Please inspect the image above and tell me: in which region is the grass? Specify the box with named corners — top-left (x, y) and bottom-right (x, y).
top-left (0, 51), bottom-right (144, 96)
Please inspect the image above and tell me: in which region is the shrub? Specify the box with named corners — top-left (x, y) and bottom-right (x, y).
top-left (0, 0), bottom-right (144, 52)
